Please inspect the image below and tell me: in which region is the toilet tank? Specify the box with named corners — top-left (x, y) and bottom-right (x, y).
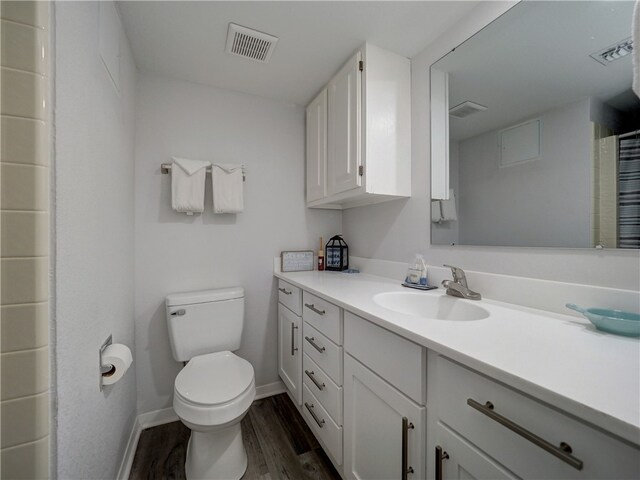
top-left (166, 287), bottom-right (244, 362)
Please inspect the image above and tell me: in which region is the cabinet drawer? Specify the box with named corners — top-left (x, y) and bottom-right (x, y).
top-left (436, 356), bottom-right (640, 479)
top-left (303, 353), bottom-right (343, 425)
top-left (278, 280), bottom-right (301, 316)
top-left (303, 384), bottom-right (343, 465)
top-left (303, 322), bottom-right (343, 385)
top-left (344, 311), bottom-right (425, 404)
top-left (302, 291), bottom-right (342, 344)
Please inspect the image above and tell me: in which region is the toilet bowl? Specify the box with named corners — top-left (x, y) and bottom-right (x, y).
top-left (173, 351), bottom-right (256, 479)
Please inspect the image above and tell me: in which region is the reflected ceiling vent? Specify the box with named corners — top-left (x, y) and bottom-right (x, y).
top-left (225, 23), bottom-right (278, 63)
top-left (590, 37), bottom-right (633, 66)
top-left (449, 101), bottom-right (488, 119)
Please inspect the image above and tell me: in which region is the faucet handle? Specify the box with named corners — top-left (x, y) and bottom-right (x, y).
top-left (443, 264), bottom-right (468, 287)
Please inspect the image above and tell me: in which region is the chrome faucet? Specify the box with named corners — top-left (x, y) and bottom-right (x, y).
top-left (441, 265), bottom-right (481, 300)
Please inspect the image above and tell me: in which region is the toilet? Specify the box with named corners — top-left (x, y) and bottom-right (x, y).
top-left (166, 287), bottom-right (256, 480)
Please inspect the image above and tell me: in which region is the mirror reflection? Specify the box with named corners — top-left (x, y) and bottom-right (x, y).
top-left (430, 1), bottom-right (640, 249)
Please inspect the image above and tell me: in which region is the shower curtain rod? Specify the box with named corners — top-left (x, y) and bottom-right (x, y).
top-left (619, 129), bottom-right (640, 139)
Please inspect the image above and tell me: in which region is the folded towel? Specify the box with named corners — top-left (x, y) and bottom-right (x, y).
top-left (431, 200), bottom-right (443, 223)
top-left (634, 1), bottom-right (640, 97)
top-left (440, 188), bottom-right (458, 222)
top-left (171, 156), bottom-right (210, 215)
top-left (211, 163), bottom-right (244, 213)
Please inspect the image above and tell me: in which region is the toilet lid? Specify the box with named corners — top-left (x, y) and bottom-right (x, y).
top-left (175, 351), bottom-right (254, 406)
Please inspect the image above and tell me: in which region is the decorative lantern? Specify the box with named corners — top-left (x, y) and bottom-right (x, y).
top-left (325, 235), bottom-right (349, 271)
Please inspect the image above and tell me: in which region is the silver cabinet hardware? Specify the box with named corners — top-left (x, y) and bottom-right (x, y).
top-left (305, 336), bottom-right (326, 353)
top-left (435, 445), bottom-right (449, 480)
top-left (402, 417), bottom-right (415, 480)
top-left (305, 369), bottom-right (325, 390)
top-left (170, 309), bottom-right (186, 316)
top-left (467, 398), bottom-right (583, 470)
top-left (304, 402), bottom-right (325, 428)
top-left (290, 323), bottom-right (299, 356)
top-left (304, 303), bottom-right (326, 315)
top-left (278, 287), bottom-right (292, 295)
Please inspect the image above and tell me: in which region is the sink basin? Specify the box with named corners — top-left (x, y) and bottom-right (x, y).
top-left (373, 292), bottom-right (490, 321)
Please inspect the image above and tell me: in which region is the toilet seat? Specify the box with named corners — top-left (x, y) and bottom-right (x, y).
top-left (173, 351), bottom-right (256, 428)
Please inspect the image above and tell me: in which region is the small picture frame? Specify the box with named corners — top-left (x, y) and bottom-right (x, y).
top-left (281, 250), bottom-right (314, 272)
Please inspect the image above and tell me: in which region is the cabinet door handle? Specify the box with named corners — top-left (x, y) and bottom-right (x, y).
top-left (304, 303), bottom-right (326, 315)
top-left (304, 402), bottom-right (325, 428)
top-left (467, 398), bottom-right (583, 470)
top-left (279, 287), bottom-right (292, 295)
top-left (435, 446), bottom-right (449, 480)
top-left (305, 369), bottom-right (325, 390)
top-left (290, 323), bottom-right (298, 356)
top-left (304, 336), bottom-right (325, 353)
top-left (401, 417), bottom-right (415, 480)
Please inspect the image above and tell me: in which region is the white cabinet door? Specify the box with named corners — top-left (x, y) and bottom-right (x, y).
top-left (306, 88), bottom-right (327, 202)
top-left (344, 354), bottom-right (425, 480)
top-left (327, 51), bottom-right (361, 196)
top-left (278, 304), bottom-right (302, 405)
top-left (432, 424), bottom-right (517, 480)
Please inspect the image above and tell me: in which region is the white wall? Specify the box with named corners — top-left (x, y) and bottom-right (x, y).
top-left (342, 1), bottom-right (640, 291)
top-left (431, 140), bottom-right (459, 245)
top-left (457, 99), bottom-right (592, 247)
top-left (134, 74), bottom-right (342, 414)
top-left (54, 2), bottom-right (137, 478)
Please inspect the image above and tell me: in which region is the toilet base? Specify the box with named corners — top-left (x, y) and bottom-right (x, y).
top-left (185, 422), bottom-right (247, 480)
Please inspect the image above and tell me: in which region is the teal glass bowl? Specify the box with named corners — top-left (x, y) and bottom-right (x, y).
top-left (566, 304), bottom-right (640, 337)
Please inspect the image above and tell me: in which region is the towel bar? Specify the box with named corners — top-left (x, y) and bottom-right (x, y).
top-left (160, 163), bottom-right (246, 181)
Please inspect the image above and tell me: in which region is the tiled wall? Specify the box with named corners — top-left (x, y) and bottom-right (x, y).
top-left (591, 122), bottom-right (617, 248)
top-left (1, 2), bottom-right (50, 478)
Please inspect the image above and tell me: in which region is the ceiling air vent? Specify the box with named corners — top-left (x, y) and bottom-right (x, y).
top-left (225, 23), bottom-right (278, 63)
top-left (449, 101), bottom-right (488, 119)
top-left (589, 37), bottom-right (633, 66)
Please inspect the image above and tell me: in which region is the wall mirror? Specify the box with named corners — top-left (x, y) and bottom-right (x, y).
top-left (430, 1), bottom-right (639, 249)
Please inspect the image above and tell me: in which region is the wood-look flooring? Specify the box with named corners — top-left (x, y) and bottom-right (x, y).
top-left (129, 393), bottom-right (341, 480)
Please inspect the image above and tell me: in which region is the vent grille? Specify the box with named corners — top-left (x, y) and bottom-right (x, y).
top-left (449, 101), bottom-right (488, 119)
top-left (225, 23), bottom-right (278, 63)
top-left (589, 37), bottom-right (633, 66)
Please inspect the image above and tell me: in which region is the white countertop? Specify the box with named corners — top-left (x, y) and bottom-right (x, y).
top-left (275, 269), bottom-right (640, 446)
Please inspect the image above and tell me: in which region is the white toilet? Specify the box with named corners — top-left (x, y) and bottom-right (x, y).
top-left (166, 287), bottom-right (256, 480)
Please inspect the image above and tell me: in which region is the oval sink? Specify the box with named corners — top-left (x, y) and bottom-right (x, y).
top-left (373, 292), bottom-right (490, 321)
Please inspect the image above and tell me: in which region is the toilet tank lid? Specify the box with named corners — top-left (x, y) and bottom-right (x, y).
top-left (166, 287), bottom-right (244, 307)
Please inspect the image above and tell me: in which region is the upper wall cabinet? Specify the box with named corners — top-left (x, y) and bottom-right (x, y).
top-left (306, 44), bottom-right (411, 209)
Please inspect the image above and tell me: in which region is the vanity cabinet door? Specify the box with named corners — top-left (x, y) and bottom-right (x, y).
top-left (343, 354), bottom-right (425, 480)
top-left (278, 304), bottom-right (302, 405)
top-left (327, 51), bottom-right (362, 196)
top-left (306, 88), bottom-right (327, 202)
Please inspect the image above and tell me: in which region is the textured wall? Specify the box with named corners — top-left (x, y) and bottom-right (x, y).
top-left (54, 2), bottom-right (137, 478)
top-left (342, 1), bottom-right (640, 290)
top-left (134, 74), bottom-right (342, 414)
top-left (0, 2), bottom-right (51, 478)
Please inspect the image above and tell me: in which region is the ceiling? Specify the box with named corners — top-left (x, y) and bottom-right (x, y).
top-left (433, 1), bottom-right (638, 141)
top-left (117, 1), bottom-right (478, 106)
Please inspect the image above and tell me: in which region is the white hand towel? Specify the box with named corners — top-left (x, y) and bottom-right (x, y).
top-left (633, 1), bottom-right (640, 97)
top-left (171, 156), bottom-right (210, 214)
top-left (440, 188), bottom-right (458, 222)
top-left (211, 163), bottom-right (244, 214)
top-left (431, 200), bottom-right (443, 223)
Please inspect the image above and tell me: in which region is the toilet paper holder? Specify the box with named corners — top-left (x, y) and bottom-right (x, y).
top-left (99, 334), bottom-right (114, 391)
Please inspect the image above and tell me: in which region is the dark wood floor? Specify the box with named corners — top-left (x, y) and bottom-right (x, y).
top-left (129, 393), bottom-right (341, 480)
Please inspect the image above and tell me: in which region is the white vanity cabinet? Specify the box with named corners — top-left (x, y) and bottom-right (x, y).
top-left (277, 280), bottom-right (302, 405)
top-left (305, 43), bottom-right (411, 209)
top-left (343, 312), bottom-right (426, 480)
top-left (427, 353), bottom-right (640, 480)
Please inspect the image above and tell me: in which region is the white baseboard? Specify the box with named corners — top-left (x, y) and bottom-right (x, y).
top-left (117, 382), bottom-right (286, 479)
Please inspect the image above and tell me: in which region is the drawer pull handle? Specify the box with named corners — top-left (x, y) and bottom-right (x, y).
top-left (290, 323), bottom-right (298, 356)
top-left (278, 287), bottom-right (292, 295)
top-left (304, 402), bottom-right (325, 428)
top-left (305, 369), bottom-right (325, 390)
top-left (304, 303), bottom-right (326, 315)
top-left (467, 398), bottom-right (583, 471)
top-left (401, 417), bottom-right (415, 480)
top-left (435, 446), bottom-right (449, 480)
top-left (305, 336), bottom-right (325, 353)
